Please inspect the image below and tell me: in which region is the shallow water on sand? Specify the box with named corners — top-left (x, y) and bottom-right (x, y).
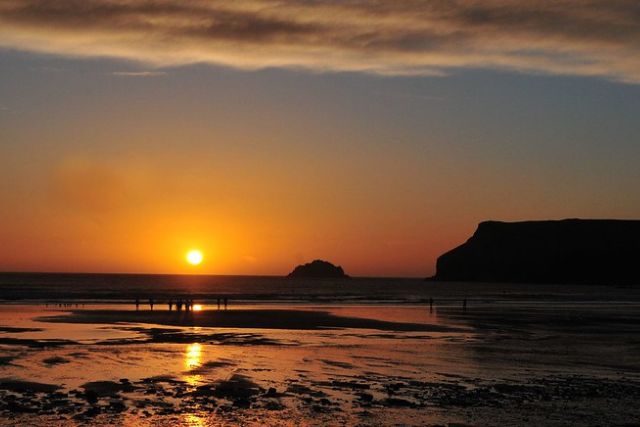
top-left (1, 301), bottom-right (640, 426)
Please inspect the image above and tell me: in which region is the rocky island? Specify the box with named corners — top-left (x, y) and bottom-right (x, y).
top-left (433, 219), bottom-right (640, 285)
top-left (287, 260), bottom-right (349, 278)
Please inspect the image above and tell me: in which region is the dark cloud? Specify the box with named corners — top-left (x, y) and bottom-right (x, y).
top-left (0, 0), bottom-right (639, 81)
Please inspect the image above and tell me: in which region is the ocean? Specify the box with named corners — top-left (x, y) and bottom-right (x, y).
top-left (1, 273), bottom-right (638, 304)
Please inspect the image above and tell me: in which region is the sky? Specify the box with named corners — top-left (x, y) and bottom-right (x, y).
top-left (0, 0), bottom-right (639, 277)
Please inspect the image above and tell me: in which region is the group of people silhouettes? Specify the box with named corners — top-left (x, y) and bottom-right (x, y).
top-left (133, 297), bottom-right (229, 311)
top-left (44, 303), bottom-right (84, 308)
top-left (168, 298), bottom-right (197, 311)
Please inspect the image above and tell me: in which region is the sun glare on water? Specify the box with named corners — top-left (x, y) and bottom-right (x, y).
top-left (186, 249), bottom-right (203, 265)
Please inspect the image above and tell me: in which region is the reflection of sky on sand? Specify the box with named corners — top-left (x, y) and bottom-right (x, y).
top-left (2, 302), bottom-right (639, 424)
top-left (0, 305), bottom-right (145, 342)
top-left (0, 304), bottom-right (479, 394)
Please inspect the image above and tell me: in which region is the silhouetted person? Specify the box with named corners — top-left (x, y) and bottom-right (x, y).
top-left (429, 297), bottom-right (434, 313)
top-left (135, 298), bottom-right (140, 311)
top-left (462, 298), bottom-right (467, 311)
top-left (168, 299), bottom-right (173, 311)
top-left (224, 297), bottom-right (228, 310)
top-left (217, 298), bottom-right (221, 310)
top-left (149, 298), bottom-right (154, 311)
top-left (176, 299), bottom-right (183, 311)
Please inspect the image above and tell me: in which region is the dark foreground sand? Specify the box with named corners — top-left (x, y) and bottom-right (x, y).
top-left (39, 308), bottom-right (460, 332)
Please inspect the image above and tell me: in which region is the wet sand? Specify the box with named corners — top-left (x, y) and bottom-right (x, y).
top-left (0, 303), bottom-right (639, 426)
top-left (39, 308), bottom-right (461, 332)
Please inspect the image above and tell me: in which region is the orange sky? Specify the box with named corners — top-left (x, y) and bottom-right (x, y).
top-left (1, 1), bottom-right (639, 277)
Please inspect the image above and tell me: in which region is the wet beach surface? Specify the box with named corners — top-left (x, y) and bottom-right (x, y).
top-left (0, 301), bottom-right (639, 426)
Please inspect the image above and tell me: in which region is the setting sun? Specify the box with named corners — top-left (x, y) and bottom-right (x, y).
top-left (185, 250), bottom-right (203, 266)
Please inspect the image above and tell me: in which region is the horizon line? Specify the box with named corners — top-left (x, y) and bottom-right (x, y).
top-left (0, 270), bottom-right (427, 280)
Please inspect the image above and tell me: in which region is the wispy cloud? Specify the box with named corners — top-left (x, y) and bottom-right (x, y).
top-left (0, 0), bottom-right (639, 82)
top-left (111, 71), bottom-right (166, 77)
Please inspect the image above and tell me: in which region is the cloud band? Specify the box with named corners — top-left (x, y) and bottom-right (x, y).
top-left (1, 0), bottom-right (639, 81)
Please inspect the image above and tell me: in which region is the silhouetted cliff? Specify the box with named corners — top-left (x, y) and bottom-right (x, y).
top-left (288, 260), bottom-right (349, 278)
top-left (434, 219), bottom-right (640, 285)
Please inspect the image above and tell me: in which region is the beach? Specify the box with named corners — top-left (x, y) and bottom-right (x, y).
top-left (3, 1), bottom-right (639, 424)
top-left (1, 278), bottom-right (640, 426)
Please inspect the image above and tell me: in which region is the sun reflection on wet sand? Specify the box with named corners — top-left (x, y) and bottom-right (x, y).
top-left (182, 412), bottom-right (206, 426)
top-left (184, 343), bottom-right (202, 386)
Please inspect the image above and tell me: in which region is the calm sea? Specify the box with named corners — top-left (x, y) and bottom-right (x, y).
top-left (0, 273), bottom-right (637, 304)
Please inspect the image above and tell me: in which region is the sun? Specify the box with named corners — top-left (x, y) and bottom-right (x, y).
top-left (186, 249), bottom-right (203, 266)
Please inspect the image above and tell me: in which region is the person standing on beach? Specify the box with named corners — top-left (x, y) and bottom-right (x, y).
top-left (224, 297), bottom-right (228, 310)
top-left (463, 298), bottom-right (467, 311)
top-left (177, 299), bottom-right (182, 311)
top-left (168, 299), bottom-right (173, 311)
top-left (135, 298), bottom-right (140, 311)
top-left (149, 298), bottom-right (154, 311)
top-left (217, 298), bottom-right (221, 310)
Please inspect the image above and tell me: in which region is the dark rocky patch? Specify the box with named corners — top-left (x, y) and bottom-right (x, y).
top-left (43, 356), bottom-right (70, 366)
top-left (286, 383), bottom-right (327, 398)
top-left (0, 379), bottom-right (60, 393)
top-left (140, 375), bottom-right (185, 385)
top-left (0, 326), bottom-right (43, 333)
top-left (1, 373), bottom-right (639, 423)
top-left (0, 356), bottom-right (17, 366)
top-left (0, 337), bottom-right (77, 348)
top-left (81, 380), bottom-right (136, 397)
top-left (205, 374), bottom-right (263, 402)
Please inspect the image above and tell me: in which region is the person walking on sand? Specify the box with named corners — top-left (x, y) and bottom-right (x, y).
top-left (224, 297), bottom-right (228, 310)
top-left (135, 298), bottom-right (140, 311)
top-left (168, 299), bottom-right (173, 311)
top-left (217, 298), bottom-right (221, 310)
top-left (176, 299), bottom-right (182, 311)
top-left (429, 297), bottom-right (434, 313)
top-left (149, 298), bottom-right (154, 311)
